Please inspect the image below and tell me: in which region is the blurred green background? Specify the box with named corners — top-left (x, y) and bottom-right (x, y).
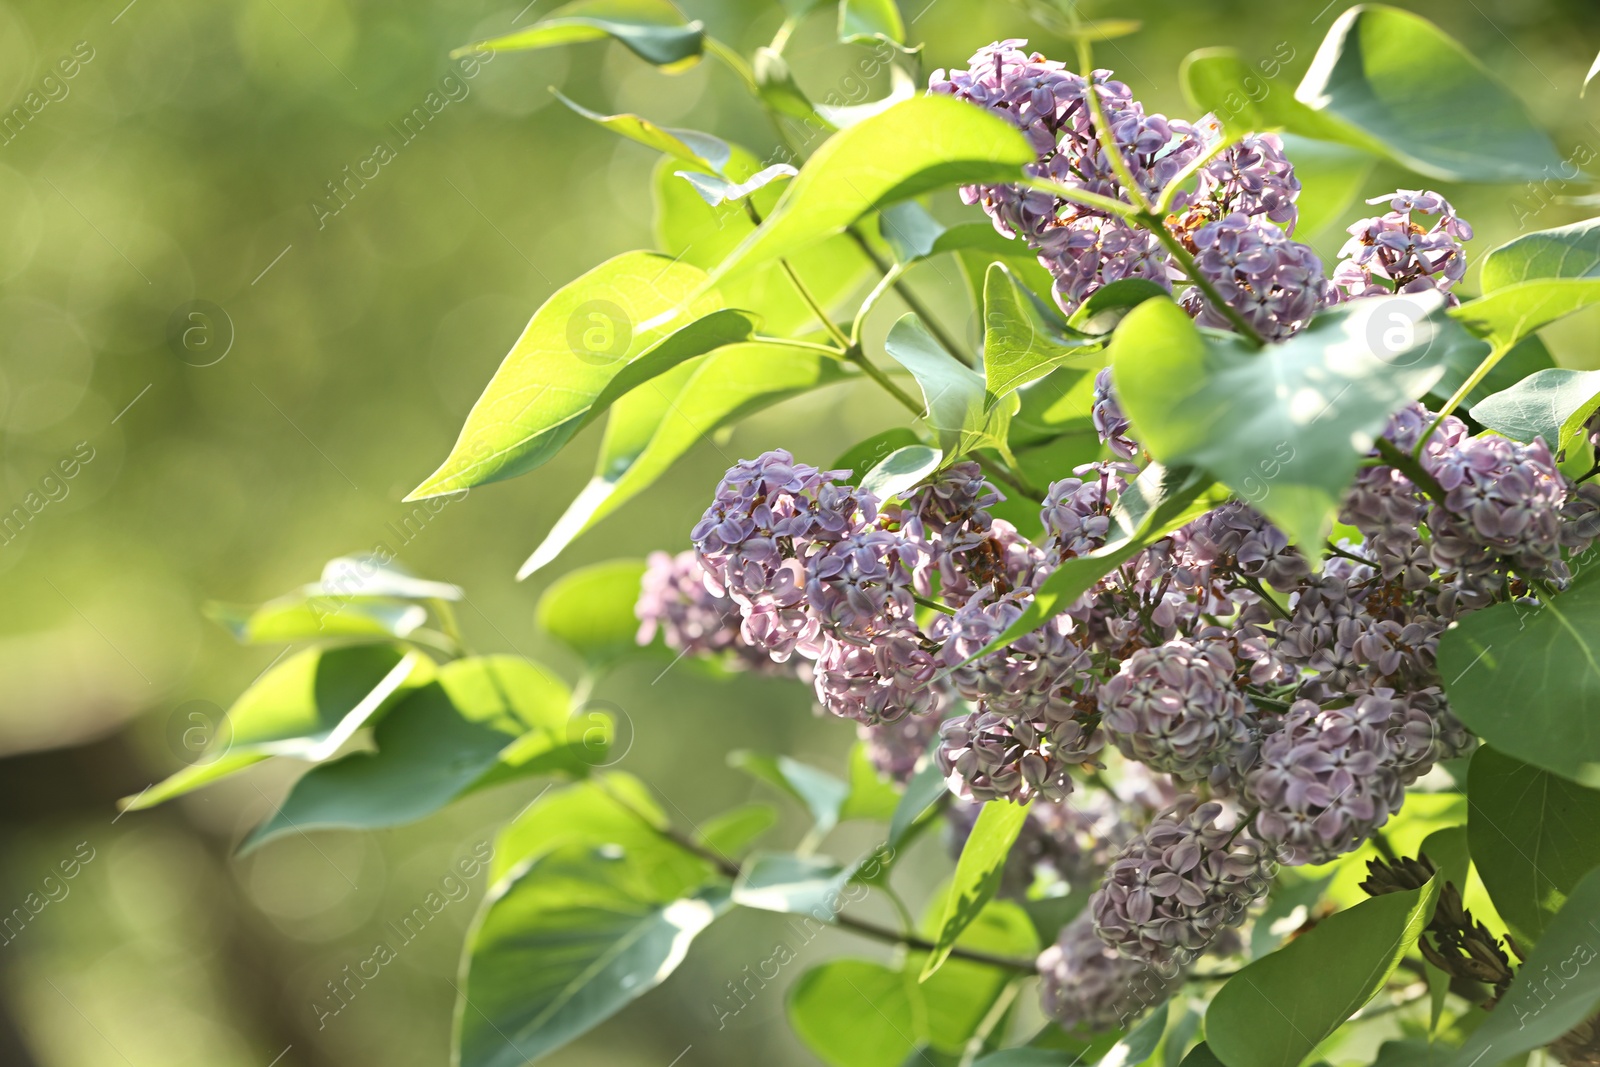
top-left (0, 0), bottom-right (1597, 1063)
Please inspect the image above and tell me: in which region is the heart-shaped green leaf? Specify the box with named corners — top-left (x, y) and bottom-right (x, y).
top-left (1113, 293), bottom-right (1482, 552)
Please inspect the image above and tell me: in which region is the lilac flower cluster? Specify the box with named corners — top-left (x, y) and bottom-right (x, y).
top-left (1334, 191), bottom-right (1473, 303)
top-left (928, 41), bottom-right (1344, 339)
top-left (638, 44), bottom-right (1600, 1032)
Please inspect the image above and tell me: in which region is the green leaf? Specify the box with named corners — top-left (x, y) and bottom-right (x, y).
top-left (1292, 5), bottom-right (1564, 183)
top-left (1180, 48), bottom-right (1353, 147)
top-left (489, 772), bottom-right (676, 882)
top-left (694, 802), bottom-right (777, 858)
top-left (206, 595), bottom-right (428, 645)
top-left (962, 463), bottom-right (1222, 663)
top-left (676, 164), bottom-right (797, 206)
top-left (708, 96), bottom-right (1035, 283)
top-left (1277, 134), bottom-right (1376, 240)
top-left (518, 342), bottom-right (844, 577)
top-left (123, 645), bottom-right (430, 810)
top-left (315, 554), bottom-right (464, 601)
top-left (1451, 279), bottom-right (1600, 356)
top-left (833, 428), bottom-right (926, 482)
top-left (916, 899), bottom-right (1039, 1053)
top-left (534, 558), bottom-right (649, 665)
top-left (732, 851), bottom-right (852, 916)
top-left (553, 91), bottom-right (729, 172)
top-left (1433, 333), bottom-right (1556, 413)
top-left (654, 148), bottom-right (872, 337)
top-left (455, 843), bottom-right (724, 1067)
top-left (753, 46), bottom-right (822, 123)
top-left (1102, 1001), bottom-right (1170, 1067)
top-left (408, 253), bottom-right (732, 499)
top-left (859, 445), bottom-right (943, 503)
top-left (789, 960), bottom-right (924, 1067)
top-left (1066, 277), bottom-right (1168, 336)
top-left (1450, 866), bottom-right (1600, 1067)
top-left (729, 750), bottom-right (850, 837)
top-left (838, 0), bottom-right (903, 45)
top-left (1481, 217), bottom-right (1600, 292)
top-left (1177, 1045), bottom-right (1229, 1067)
top-left (841, 741), bottom-right (904, 821)
top-left (1206, 876), bottom-right (1440, 1067)
top-left (1438, 569), bottom-right (1600, 786)
top-left (885, 313), bottom-right (1011, 457)
top-left (1467, 747), bottom-right (1600, 945)
top-left (455, 0), bottom-right (705, 70)
top-left (921, 798), bottom-right (1032, 980)
top-left (1112, 294), bottom-right (1483, 552)
top-left (1470, 367), bottom-right (1600, 455)
top-left (889, 758), bottom-right (947, 849)
top-left (239, 656), bottom-right (577, 851)
top-left (983, 263), bottom-right (1098, 405)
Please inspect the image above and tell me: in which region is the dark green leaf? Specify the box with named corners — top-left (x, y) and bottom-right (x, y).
top-left (729, 750), bottom-right (850, 837)
top-left (789, 960), bottom-right (923, 1067)
top-left (886, 313), bottom-right (1010, 456)
top-left (1206, 877), bottom-right (1439, 1067)
top-left (833, 428), bottom-right (925, 482)
top-left (534, 558), bottom-right (649, 664)
top-left (1434, 333), bottom-right (1555, 413)
top-left (1104, 1001), bottom-right (1170, 1067)
top-left (1066, 277), bottom-right (1168, 336)
top-left (921, 798), bottom-right (1032, 980)
top-left (455, 843), bottom-right (724, 1067)
top-left (408, 253), bottom-right (733, 499)
top-left (1438, 569), bottom-right (1600, 787)
top-left (709, 96), bottom-right (1035, 282)
top-left (519, 342), bottom-right (845, 577)
top-left (239, 656), bottom-right (577, 850)
top-left (1292, 5), bottom-right (1564, 183)
top-left (1470, 368), bottom-right (1600, 455)
top-left (1467, 747), bottom-right (1600, 944)
top-left (1450, 866), bottom-right (1600, 1067)
top-left (1112, 294), bottom-right (1483, 552)
top-left (983, 263), bottom-right (1098, 404)
top-left (123, 645), bottom-right (431, 810)
top-left (1177, 1044), bottom-right (1229, 1067)
top-left (456, 0), bottom-right (704, 70)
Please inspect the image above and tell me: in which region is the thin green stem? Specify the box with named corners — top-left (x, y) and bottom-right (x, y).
top-left (1076, 37), bottom-right (1152, 214)
top-left (845, 227), bottom-right (978, 367)
top-left (1416, 344), bottom-right (1510, 459)
top-left (1022, 177), bottom-right (1140, 221)
top-left (977, 452), bottom-right (1043, 501)
top-left (751, 334), bottom-right (848, 358)
top-left (1225, 807), bottom-right (1260, 848)
top-left (778, 257), bottom-right (855, 350)
top-left (703, 36), bottom-right (758, 94)
top-left (913, 593), bottom-right (956, 617)
top-left (848, 343), bottom-right (927, 414)
top-left (769, 16), bottom-right (799, 53)
top-left (1151, 223), bottom-right (1267, 348)
top-left (1154, 133), bottom-right (1235, 217)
